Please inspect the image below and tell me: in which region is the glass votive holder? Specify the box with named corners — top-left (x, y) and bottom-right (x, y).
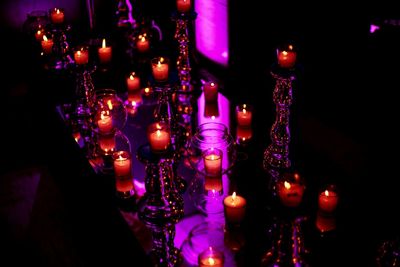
top-left (126, 71), bottom-right (141, 92)
top-left (41, 35), bottom-right (54, 54)
top-left (236, 126), bottom-right (253, 144)
top-left (95, 109), bottom-right (114, 134)
top-left (202, 147), bottom-right (223, 176)
top-left (176, 0), bottom-right (192, 13)
top-left (147, 121), bottom-right (171, 153)
top-left (198, 246), bottom-right (224, 267)
top-left (112, 150), bottom-right (135, 199)
top-left (223, 192), bottom-right (247, 226)
top-left (203, 82), bottom-right (219, 104)
top-left (318, 184), bottom-right (339, 214)
top-left (98, 38), bottom-right (112, 65)
top-left (235, 104), bottom-right (253, 127)
top-left (276, 43), bottom-right (297, 69)
top-left (136, 33), bottom-right (150, 53)
top-left (94, 88), bottom-right (127, 132)
top-left (276, 171), bottom-right (305, 208)
top-left (49, 8), bottom-right (65, 24)
top-left (98, 132), bottom-right (116, 156)
top-left (73, 46), bottom-right (89, 65)
top-left (151, 57), bottom-right (170, 82)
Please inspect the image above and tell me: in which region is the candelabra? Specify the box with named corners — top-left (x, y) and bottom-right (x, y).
top-left (263, 69), bottom-right (296, 181)
top-left (48, 24), bottom-right (73, 70)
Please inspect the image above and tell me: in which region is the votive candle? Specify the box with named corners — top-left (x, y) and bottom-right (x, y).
top-left (177, 0), bottom-right (191, 13)
top-left (277, 45), bottom-right (297, 69)
top-left (318, 188), bottom-right (339, 213)
top-left (204, 82), bottom-right (219, 103)
top-left (151, 57), bottom-right (169, 82)
top-left (147, 122), bottom-right (171, 152)
top-left (136, 35), bottom-right (150, 53)
top-left (98, 38), bottom-right (112, 64)
top-left (236, 104), bottom-right (252, 127)
top-left (74, 48), bottom-right (89, 65)
top-left (50, 8), bottom-right (65, 24)
top-left (41, 35), bottom-right (53, 54)
top-left (223, 192), bottom-right (247, 224)
top-left (198, 247), bottom-right (224, 267)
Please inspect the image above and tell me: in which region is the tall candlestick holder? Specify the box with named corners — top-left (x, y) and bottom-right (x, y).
top-left (149, 223), bottom-right (180, 267)
top-left (172, 11), bottom-right (197, 93)
top-left (263, 68), bottom-right (296, 182)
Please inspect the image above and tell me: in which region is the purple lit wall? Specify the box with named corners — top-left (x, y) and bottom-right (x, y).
top-left (195, 0), bottom-right (229, 66)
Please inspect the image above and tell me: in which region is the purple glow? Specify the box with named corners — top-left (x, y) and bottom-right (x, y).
top-left (195, 0), bottom-right (229, 66)
top-left (370, 24), bottom-right (380, 33)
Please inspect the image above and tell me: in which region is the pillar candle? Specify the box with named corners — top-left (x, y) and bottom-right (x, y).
top-left (177, 0), bottom-right (191, 13)
top-left (74, 48), bottom-right (89, 65)
top-left (277, 180), bottom-right (305, 207)
top-left (151, 57), bottom-right (169, 82)
top-left (126, 72), bottom-right (141, 92)
top-left (236, 104), bottom-right (252, 127)
top-left (50, 8), bottom-right (65, 24)
top-left (113, 151), bottom-right (132, 177)
top-left (148, 123), bottom-right (171, 152)
top-left (318, 189), bottom-right (339, 213)
top-left (204, 82), bottom-right (219, 103)
top-left (35, 29), bottom-right (44, 42)
top-left (136, 35), bottom-right (150, 53)
top-left (98, 38), bottom-right (112, 64)
top-left (198, 247), bottom-right (224, 267)
top-left (203, 148), bottom-right (222, 176)
top-left (41, 35), bottom-right (53, 54)
top-left (223, 192), bottom-right (247, 224)
top-left (277, 45), bottom-right (297, 69)
top-left (97, 112), bottom-right (113, 133)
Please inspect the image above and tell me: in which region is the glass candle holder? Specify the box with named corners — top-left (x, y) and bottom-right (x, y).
top-left (126, 71), bottom-right (141, 92)
top-left (203, 82), bottom-right (219, 104)
top-left (198, 246), bottom-right (224, 267)
top-left (94, 88), bottom-right (127, 132)
top-left (276, 171), bottom-right (305, 208)
top-left (318, 184), bottom-right (339, 214)
top-left (112, 150), bottom-right (135, 198)
top-left (41, 35), bottom-right (54, 54)
top-left (176, 0), bottom-right (191, 13)
top-left (136, 33), bottom-right (150, 53)
top-left (235, 104), bottom-right (253, 127)
top-left (276, 44), bottom-right (297, 69)
top-left (151, 57), bottom-right (170, 82)
top-left (98, 38), bottom-right (112, 64)
top-left (236, 126), bottom-right (253, 144)
top-left (223, 192), bottom-right (246, 226)
top-left (202, 147), bottom-right (223, 176)
top-left (147, 121), bottom-right (171, 153)
top-left (49, 8), bottom-right (65, 24)
top-left (73, 46), bottom-right (89, 65)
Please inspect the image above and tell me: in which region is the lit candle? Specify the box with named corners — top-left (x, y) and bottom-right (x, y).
top-left (204, 175), bottom-right (223, 192)
top-left (50, 8), bottom-right (65, 24)
top-left (277, 45), bottom-right (297, 69)
top-left (318, 189), bottom-right (339, 213)
top-left (177, 0), bottom-right (191, 13)
top-left (236, 126), bottom-right (253, 143)
top-left (142, 87), bottom-right (152, 97)
top-left (113, 151), bottom-right (132, 177)
top-left (97, 112), bottom-right (113, 133)
top-left (204, 82), bottom-right (219, 103)
top-left (203, 148), bottom-right (222, 176)
top-left (126, 72), bottom-right (141, 92)
top-left (277, 180), bottom-right (305, 207)
top-left (136, 35), bottom-right (150, 53)
top-left (35, 29), bottom-right (44, 42)
top-left (236, 104), bottom-right (252, 127)
top-left (74, 48), bottom-right (89, 65)
top-left (147, 122), bottom-right (171, 152)
top-left (98, 134), bottom-right (115, 154)
top-left (151, 57), bottom-right (169, 82)
top-left (98, 38), bottom-right (112, 64)
top-left (41, 35), bottom-right (53, 54)
top-left (223, 192), bottom-right (247, 224)
top-left (198, 247), bottom-right (224, 267)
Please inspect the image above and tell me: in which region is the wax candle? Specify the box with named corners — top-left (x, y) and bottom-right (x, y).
top-left (277, 45), bottom-right (297, 69)
top-left (151, 57), bottom-right (169, 82)
top-left (204, 175), bottom-right (223, 192)
top-left (74, 48), bottom-right (89, 65)
top-left (98, 134), bottom-right (116, 154)
top-left (126, 72), bottom-right (141, 92)
top-left (203, 148), bottom-right (223, 176)
top-left (236, 104), bottom-right (252, 127)
top-left (35, 29), bottom-right (44, 42)
top-left (97, 112), bottom-right (113, 133)
top-left (98, 38), bottom-right (112, 64)
top-left (223, 192), bottom-right (247, 224)
top-left (50, 8), bottom-right (65, 24)
top-left (41, 35), bottom-right (53, 54)
top-left (147, 122), bottom-right (171, 152)
top-left (177, 0), bottom-right (191, 13)
top-left (136, 35), bottom-right (150, 53)
top-left (198, 247), bottom-right (224, 267)
top-left (316, 211), bottom-right (336, 232)
top-left (204, 82), bottom-right (219, 103)
top-left (277, 180), bottom-right (305, 207)
top-left (236, 126), bottom-right (253, 143)
top-left (318, 189), bottom-right (339, 213)
top-left (113, 151), bottom-right (132, 177)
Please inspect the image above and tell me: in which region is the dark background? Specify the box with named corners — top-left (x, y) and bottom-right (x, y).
top-left (1, 1), bottom-right (400, 266)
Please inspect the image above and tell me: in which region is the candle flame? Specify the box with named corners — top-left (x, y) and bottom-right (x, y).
top-left (131, 101), bottom-right (137, 107)
top-left (232, 191), bottom-right (237, 200)
top-left (107, 100), bottom-right (113, 110)
top-left (210, 82), bottom-right (215, 87)
top-left (118, 154), bottom-right (124, 161)
top-left (102, 38), bottom-right (106, 48)
top-left (76, 50), bottom-right (81, 56)
top-left (242, 108), bottom-right (247, 114)
top-left (282, 51), bottom-right (288, 56)
top-left (211, 116), bottom-right (215, 120)
top-left (294, 173), bottom-right (300, 181)
top-left (37, 30), bottom-right (41, 35)
top-left (284, 181), bottom-right (291, 189)
top-left (207, 257), bottom-right (215, 265)
top-left (144, 87), bottom-right (150, 94)
top-left (129, 74), bottom-right (135, 80)
top-left (43, 35), bottom-right (48, 42)
top-left (288, 45), bottom-right (293, 50)
top-left (141, 36), bottom-right (146, 42)
top-left (156, 130), bottom-right (161, 137)
top-left (156, 123), bottom-right (161, 130)
top-left (243, 104), bottom-right (247, 109)
top-left (56, 9), bottom-right (60, 14)
top-left (324, 190), bottom-right (329, 197)
top-left (160, 57), bottom-right (164, 63)
top-left (100, 113), bottom-right (106, 120)
top-left (210, 154), bottom-right (215, 160)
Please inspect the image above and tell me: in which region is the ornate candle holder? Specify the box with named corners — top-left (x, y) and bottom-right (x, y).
top-left (149, 223), bottom-right (180, 267)
top-left (263, 67), bottom-right (296, 182)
